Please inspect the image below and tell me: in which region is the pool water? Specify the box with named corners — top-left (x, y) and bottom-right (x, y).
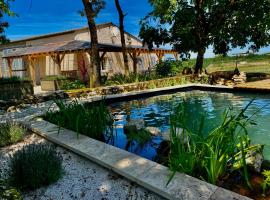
top-left (108, 90), bottom-right (270, 161)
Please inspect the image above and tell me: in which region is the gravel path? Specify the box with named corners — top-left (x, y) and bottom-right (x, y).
top-left (0, 134), bottom-right (164, 200)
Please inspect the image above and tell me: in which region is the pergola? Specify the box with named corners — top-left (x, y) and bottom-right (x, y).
top-left (2, 40), bottom-right (179, 83)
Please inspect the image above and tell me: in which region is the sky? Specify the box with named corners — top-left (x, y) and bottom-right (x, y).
top-left (3, 0), bottom-right (270, 58)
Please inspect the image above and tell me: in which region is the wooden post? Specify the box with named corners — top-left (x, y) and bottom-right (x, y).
top-left (129, 51), bottom-right (140, 73)
top-left (156, 53), bottom-right (165, 62)
top-left (100, 51), bottom-right (107, 61)
top-left (173, 53), bottom-right (179, 61)
top-left (7, 58), bottom-right (13, 77)
top-left (28, 56), bottom-right (36, 86)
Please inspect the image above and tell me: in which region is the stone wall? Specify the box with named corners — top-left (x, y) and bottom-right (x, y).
top-left (66, 76), bottom-right (196, 98)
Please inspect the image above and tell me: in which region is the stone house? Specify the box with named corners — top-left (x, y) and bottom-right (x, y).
top-left (0, 22), bottom-right (177, 86)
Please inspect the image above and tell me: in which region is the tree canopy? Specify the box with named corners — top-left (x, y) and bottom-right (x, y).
top-left (140, 0), bottom-right (270, 73)
top-left (0, 0), bottom-right (15, 45)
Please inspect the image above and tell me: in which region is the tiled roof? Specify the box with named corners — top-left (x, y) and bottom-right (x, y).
top-left (3, 40), bottom-right (177, 58)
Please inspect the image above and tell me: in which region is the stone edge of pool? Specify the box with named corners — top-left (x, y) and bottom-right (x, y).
top-left (23, 118), bottom-right (251, 200)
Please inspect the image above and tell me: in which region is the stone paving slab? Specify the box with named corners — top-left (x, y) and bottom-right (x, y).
top-left (209, 187), bottom-right (251, 200)
top-left (24, 118), bottom-right (251, 200)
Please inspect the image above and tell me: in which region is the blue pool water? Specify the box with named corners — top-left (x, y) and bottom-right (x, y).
top-left (108, 90), bottom-right (270, 161)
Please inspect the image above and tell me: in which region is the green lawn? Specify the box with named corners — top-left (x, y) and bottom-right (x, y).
top-left (182, 54), bottom-right (270, 73)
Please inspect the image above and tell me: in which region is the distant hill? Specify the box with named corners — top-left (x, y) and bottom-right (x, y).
top-left (182, 54), bottom-right (270, 74)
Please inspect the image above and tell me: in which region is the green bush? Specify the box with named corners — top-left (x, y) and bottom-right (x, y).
top-left (0, 123), bottom-right (26, 147)
top-left (8, 144), bottom-right (63, 191)
top-left (155, 60), bottom-right (183, 77)
top-left (44, 100), bottom-right (114, 141)
top-left (0, 77), bottom-right (30, 84)
top-left (41, 75), bottom-right (68, 81)
top-left (105, 72), bottom-right (159, 86)
top-left (60, 80), bottom-right (86, 90)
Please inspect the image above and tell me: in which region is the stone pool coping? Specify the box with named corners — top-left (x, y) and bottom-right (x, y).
top-left (79, 83), bottom-right (234, 104)
top-left (24, 118), bottom-right (251, 200)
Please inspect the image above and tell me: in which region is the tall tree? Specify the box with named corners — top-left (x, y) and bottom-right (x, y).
top-left (140, 0), bottom-right (270, 74)
top-left (81, 0), bottom-right (105, 87)
top-left (0, 0), bottom-right (15, 45)
top-left (114, 0), bottom-right (129, 75)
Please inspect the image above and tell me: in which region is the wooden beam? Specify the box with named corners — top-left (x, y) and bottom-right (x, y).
top-left (28, 56), bottom-right (36, 86)
top-left (7, 58), bottom-right (13, 77)
top-left (156, 53), bottom-right (165, 62)
top-left (100, 51), bottom-right (107, 61)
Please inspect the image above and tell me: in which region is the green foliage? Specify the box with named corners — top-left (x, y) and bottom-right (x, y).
top-left (0, 123), bottom-right (26, 147)
top-left (140, 0), bottom-right (270, 72)
top-left (155, 60), bottom-right (183, 77)
top-left (41, 75), bottom-right (68, 81)
top-left (0, 179), bottom-right (22, 200)
top-left (0, 77), bottom-right (30, 84)
top-left (105, 61), bottom-right (184, 86)
top-left (125, 127), bottom-right (152, 145)
top-left (1, 0), bottom-right (15, 44)
top-left (44, 100), bottom-right (114, 141)
top-left (262, 170), bottom-right (270, 196)
top-left (60, 80), bottom-right (86, 90)
top-left (8, 144), bottom-right (63, 191)
top-left (168, 101), bottom-right (259, 186)
top-left (105, 72), bottom-right (159, 86)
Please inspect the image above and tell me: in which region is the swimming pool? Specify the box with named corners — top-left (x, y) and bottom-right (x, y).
top-left (108, 90), bottom-right (270, 161)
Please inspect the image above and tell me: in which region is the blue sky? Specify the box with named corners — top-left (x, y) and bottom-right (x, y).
top-left (4, 0), bottom-right (150, 40)
top-left (3, 0), bottom-right (270, 58)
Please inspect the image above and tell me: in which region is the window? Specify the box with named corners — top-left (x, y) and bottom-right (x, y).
top-left (12, 58), bottom-right (26, 78)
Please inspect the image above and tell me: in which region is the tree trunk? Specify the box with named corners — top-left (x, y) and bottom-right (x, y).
top-left (195, 48), bottom-right (205, 74)
top-left (114, 0), bottom-right (129, 75)
top-left (82, 0), bottom-right (101, 87)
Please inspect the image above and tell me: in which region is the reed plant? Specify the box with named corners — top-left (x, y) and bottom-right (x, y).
top-left (168, 100), bottom-right (262, 187)
top-left (44, 100), bottom-right (114, 142)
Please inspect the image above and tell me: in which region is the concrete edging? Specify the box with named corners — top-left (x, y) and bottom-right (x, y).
top-left (24, 118), bottom-right (251, 200)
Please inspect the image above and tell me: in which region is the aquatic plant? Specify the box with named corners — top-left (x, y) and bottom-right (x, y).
top-left (262, 170), bottom-right (270, 196)
top-left (9, 144), bottom-right (63, 191)
top-left (44, 99), bottom-right (114, 142)
top-left (167, 100), bottom-right (260, 186)
top-left (125, 128), bottom-right (152, 145)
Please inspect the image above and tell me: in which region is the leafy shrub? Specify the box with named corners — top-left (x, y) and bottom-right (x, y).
top-left (60, 80), bottom-right (86, 90)
top-left (0, 123), bottom-right (26, 147)
top-left (41, 75), bottom-right (68, 81)
top-left (8, 144), bottom-right (63, 191)
top-left (105, 72), bottom-right (159, 86)
top-left (0, 77), bottom-right (30, 84)
top-left (155, 60), bottom-right (183, 77)
top-left (44, 100), bottom-right (114, 141)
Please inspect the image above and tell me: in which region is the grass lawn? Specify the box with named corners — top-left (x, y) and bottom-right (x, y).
top-left (182, 54), bottom-right (270, 73)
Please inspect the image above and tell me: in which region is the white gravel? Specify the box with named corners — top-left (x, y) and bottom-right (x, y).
top-left (0, 134), bottom-right (164, 200)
